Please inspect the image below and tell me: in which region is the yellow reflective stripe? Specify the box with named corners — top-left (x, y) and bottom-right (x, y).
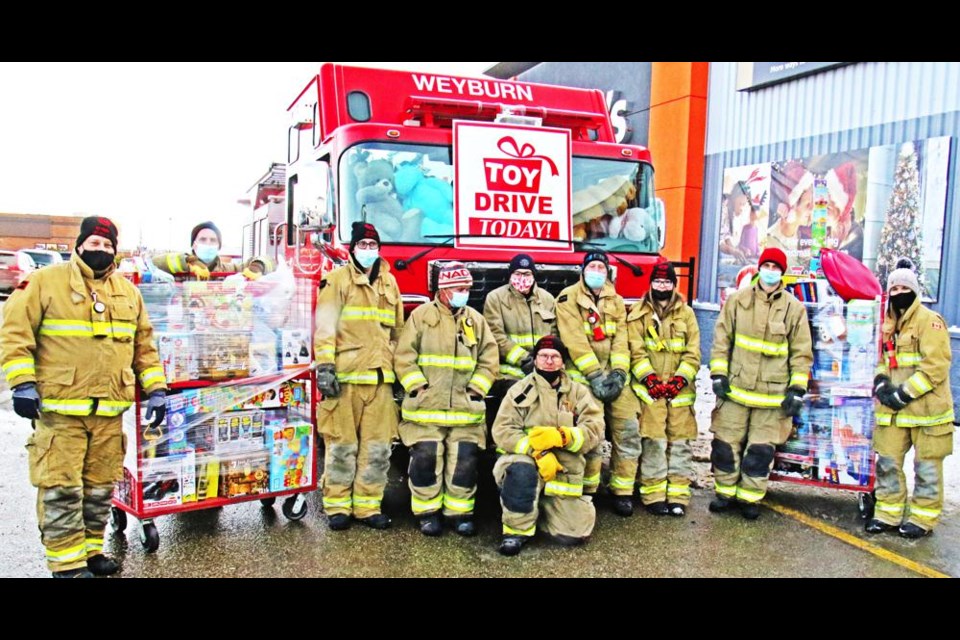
top-left (503, 523), bottom-right (536, 536)
top-left (545, 481), bottom-right (583, 497)
top-left (352, 496), bottom-right (381, 508)
top-left (715, 483), bottom-right (737, 497)
top-left (469, 373), bottom-right (493, 395)
top-left (2, 358), bottom-right (35, 382)
top-left (443, 494), bottom-right (474, 513)
top-left (728, 385), bottom-right (784, 408)
top-left (604, 322), bottom-right (617, 335)
top-left (400, 371), bottom-right (428, 391)
top-left (336, 370), bottom-right (395, 384)
top-left (111, 322), bottom-right (136, 337)
top-left (610, 475), bottom-right (635, 490)
top-left (514, 437), bottom-right (532, 455)
top-left (85, 538), bottom-right (104, 551)
top-left (39, 320), bottom-right (94, 336)
top-left (631, 384), bottom-right (654, 405)
top-left (574, 352), bottom-right (600, 372)
top-left (323, 496), bottom-right (353, 508)
top-left (639, 480), bottom-right (668, 495)
top-left (41, 399), bottom-right (93, 415)
top-left (632, 359), bottom-right (653, 379)
top-left (139, 367), bottom-right (166, 387)
top-left (896, 352), bottom-right (922, 366)
top-left (667, 484), bottom-right (692, 497)
top-left (876, 501), bottom-right (905, 515)
top-left (710, 359), bottom-right (729, 374)
top-left (341, 306), bottom-right (396, 325)
top-left (883, 410), bottom-right (956, 428)
top-left (665, 338), bottom-right (686, 352)
top-left (582, 322), bottom-right (592, 334)
top-left (565, 427), bottom-right (585, 453)
top-left (734, 333), bottom-right (788, 357)
top-left (46, 543), bottom-right (87, 562)
top-left (909, 505), bottom-right (941, 520)
top-left (676, 362), bottom-right (698, 381)
top-left (410, 493), bottom-right (443, 514)
top-left (317, 346), bottom-right (336, 358)
top-left (789, 373), bottom-right (809, 388)
top-left (500, 364), bottom-right (524, 378)
top-left (644, 338), bottom-right (664, 352)
top-left (670, 393), bottom-right (696, 407)
top-left (907, 371), bottom-right (933, 396)
top-left (401, 409), bottom-right (484, 425)
top-left (736, 487), bottom-right (765, 503)
top-left (417, 355), bottom-right (478, 370)
top-left (506, 344), bottom-right (528, 364)
top-left (96, 401), bottom-right (132, 416)
top-left (166, 253), bottom-right (186, 273)
top-left (566, 369), bottom-right (587, 383)
top-left (507, 333), bottom-right (537, 347)
top-left (583, 473), bottom-right (601, 487)
top-left (495, 447), bottom-right (507, 455)
top-left (609, 353), bottom-right (630, 370)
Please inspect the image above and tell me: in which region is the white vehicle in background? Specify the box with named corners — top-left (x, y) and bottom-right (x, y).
top-left (0, 250), bottom-right (37, 296)
top-left (22, 248), bottom-right (64, 268)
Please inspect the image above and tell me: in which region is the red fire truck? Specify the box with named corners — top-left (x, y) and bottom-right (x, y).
top-left (250, 63), bottom-right (673, 308)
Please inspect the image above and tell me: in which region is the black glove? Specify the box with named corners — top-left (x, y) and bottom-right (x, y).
top-left (873, 375), bottom-right (896, 403)
top-left (587, 371), bottom-right (607, 400)
top-left (392, 381), bottom-right (405, 405)
top-left (781, 386), bottom-right (805, 417)
top-left (316, 364), bottom-right (341, 398)
top-left (519, 355), bottom-right (535, 375)
top-left (711, 375), bottom-right (730, 400)
top-left (12, 382), bottom-right (41, 420)
top-left (600, 370), bottom-right (627, 400)
top-left (881, 385), bottom-right (913, 411)
top-left (144, 391), bottom-right (167, 427)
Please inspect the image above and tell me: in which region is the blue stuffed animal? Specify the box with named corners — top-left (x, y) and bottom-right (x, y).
top-left (394, 162), bottom-right (454, 240)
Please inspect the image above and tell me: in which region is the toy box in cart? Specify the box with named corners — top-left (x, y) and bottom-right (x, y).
top-left (110, 269), bottom-right (318, 553)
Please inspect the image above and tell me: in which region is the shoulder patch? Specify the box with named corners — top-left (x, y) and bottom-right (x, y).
top-left (932, 320), bottom-right (945, 331)
top-left (557, 294), bottom-right (568, 303)
top-left (319, 279), bottom-right (328, 290)
top-left (15, 280), bottom-right (29, 290)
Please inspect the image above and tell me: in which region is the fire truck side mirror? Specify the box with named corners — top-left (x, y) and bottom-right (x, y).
top-left (654, 197), bottom-right (666, 251)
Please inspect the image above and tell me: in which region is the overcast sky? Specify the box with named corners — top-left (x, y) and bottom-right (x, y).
top-left (0, 62), bottom-right (493, 252)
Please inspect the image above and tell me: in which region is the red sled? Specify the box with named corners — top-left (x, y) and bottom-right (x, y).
top-left (820, 248), bottom-right (882, 301)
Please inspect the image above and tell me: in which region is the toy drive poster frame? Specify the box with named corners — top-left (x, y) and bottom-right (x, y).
top-left (109, 271), bottom-right (319, 551)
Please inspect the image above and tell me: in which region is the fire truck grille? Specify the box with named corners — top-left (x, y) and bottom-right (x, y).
top-left (428, 260), bottom-right (583, 313)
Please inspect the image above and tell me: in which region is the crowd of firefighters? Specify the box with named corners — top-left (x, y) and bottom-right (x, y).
top-left (0, 216), bottom-right (954, 576)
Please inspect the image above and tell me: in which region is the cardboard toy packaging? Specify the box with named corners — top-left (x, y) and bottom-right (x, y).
top-left (280, 329), bottom-right (311, 369)
top-left (141, 456), bottom-right (184, 510)
top-left (266, 421), bottom-right (314, 492)
top-left (215, 410), bottom-right (265, 449)
top-left (219, 452), bottom-right (271, 498)
top-left (196, 331), bottom-right (252, 380)
top-left (157, 333), bottom-right (198, 383)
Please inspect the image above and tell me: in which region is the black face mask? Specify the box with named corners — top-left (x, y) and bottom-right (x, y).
top-left (891, 291), bottom-right (917, 314)
top-left (79, 250), bottom-right (115, 272)
top-left (536, 368), bottom-right (562, 384)
top-left (651, 288), bottom-right (673, 302)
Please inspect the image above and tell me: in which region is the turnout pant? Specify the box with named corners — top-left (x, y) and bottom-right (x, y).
top-left (584, 389), bottom-right (641, 496)
top-left (317, 382), bottom-right (398, 518)
top-left (710, 399), bottom-right (792, 504)
top-left (25, 412), bottom-right (124, 573)
top-left (398, 421), bottom-right (486, 518)
top-left (873, 422), bottom-right (954, 531)
top-left (639, 397), bottom-right (698, 506)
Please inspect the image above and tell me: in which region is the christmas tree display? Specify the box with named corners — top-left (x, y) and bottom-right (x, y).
top-left (875, 142), bottom-right (926, 295)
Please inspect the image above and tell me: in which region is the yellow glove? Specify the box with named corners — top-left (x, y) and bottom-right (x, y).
top-left (189, 262), bottom-right (210, 281)
top-left (528, 426), bottom-right (564, 451)
top-left (241, 267), bottom-right (261, 281)
top-left (534, 451), bottom-right (564, 483)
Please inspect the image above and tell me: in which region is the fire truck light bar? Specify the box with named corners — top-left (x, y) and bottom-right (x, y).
top-left (406, 96), bottom-right (608, 133)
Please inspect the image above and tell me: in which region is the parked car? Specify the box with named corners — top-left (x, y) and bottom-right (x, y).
top-left (0, 250), bottom-right (37, 296)
top-left (59, 251), bottom-right (72, 262)
top-left (22, 248), bottom-right (64, 268)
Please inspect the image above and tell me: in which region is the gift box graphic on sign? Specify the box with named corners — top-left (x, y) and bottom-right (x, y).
top-left (483, 136), bottom-right (559, 194)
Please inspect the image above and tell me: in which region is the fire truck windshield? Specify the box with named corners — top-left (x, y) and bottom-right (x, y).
top-left (337, 142), bottom-right (658, 254)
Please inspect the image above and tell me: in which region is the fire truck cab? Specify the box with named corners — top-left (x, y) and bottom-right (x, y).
top-left (262, 63), bottom-right (668, 310)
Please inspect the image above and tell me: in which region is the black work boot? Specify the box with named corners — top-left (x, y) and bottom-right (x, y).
top-left (498, 535), bottom-right (527, 556)
top-left (52, 567), bottom-right (95, 578)
top-left (612, 496), bottom-right (634, 517)
top-left (740, 502), bottom-right (761, 520)
top-left (898, 522), bottom-right (932, 539)
top-left (448, 515), bottom-right (476, 537)
top-left (419, 513), bottom-right (443, 537)
top-left (708, 495), bottom-right (735, 513)
top-left (864, 518), bottom-right (898, 534)
top-left (645, 501), bottom-right (670, 516)
top-left (86, 554), bottom-right (120, 576)
top-left (355, 513), bottom-right (392, 530)
top-left (327, 513), bottom-right (351, 531)
top-left (667, 503), bottom-right (686, 517)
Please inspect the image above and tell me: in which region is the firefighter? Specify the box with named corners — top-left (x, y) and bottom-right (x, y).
top-left (556, 251), bottom-right (640, 516)
top-left (708, 246), bottom-right (813, 520)
top-left (626, 260), bottom-right (701, 517)
top-left (492, 335), bottom-right (605, 556)
top-left (152, 221), bottom-right (253, 279)
top-left (866, 258), bottom-right (954, 539)
top-left (314, 222), bottom-right (404, 531)
top-left (482, 253), bottom-right (557, 429)
top-left (1, 216), bottom-right (168, 578)
top-left (394, 262), bottom-right (499, 537)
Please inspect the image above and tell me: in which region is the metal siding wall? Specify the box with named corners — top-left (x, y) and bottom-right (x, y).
top-left (699, 62), bottom-right (960, 326)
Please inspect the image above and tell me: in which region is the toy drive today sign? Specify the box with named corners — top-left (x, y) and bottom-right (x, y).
top-left (454, 122), bottom-right (572, 252)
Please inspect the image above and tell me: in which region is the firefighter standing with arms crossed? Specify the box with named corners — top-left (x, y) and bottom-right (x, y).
top-left (492, 335), bottom-right (605, 556)
top-left (708, 247), bottom-right (812, 519)
top-left (394, 262), bottom-right (499, 537)
top-left (626, 260), bottom-right (701, 517)
top-left (867, 258), bottom-right (954, 539)
top-left (556, 251), bottom-right (640, 516)
top-left (314, 222), bottom-right (404, 531)
top-left (1, 216), bottom-right (168, 577)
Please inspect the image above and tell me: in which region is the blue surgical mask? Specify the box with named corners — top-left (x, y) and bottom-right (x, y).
top-left (584, 271), bottom-right (607, 290)
top-left (354, 248), bottom-right (379, 269)
top-left (758, 268), bottom-right (782, 287)
top-left (195, 245), bottom-right (218, 263)
top-left (449, 291), bottom-right (470, 308)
